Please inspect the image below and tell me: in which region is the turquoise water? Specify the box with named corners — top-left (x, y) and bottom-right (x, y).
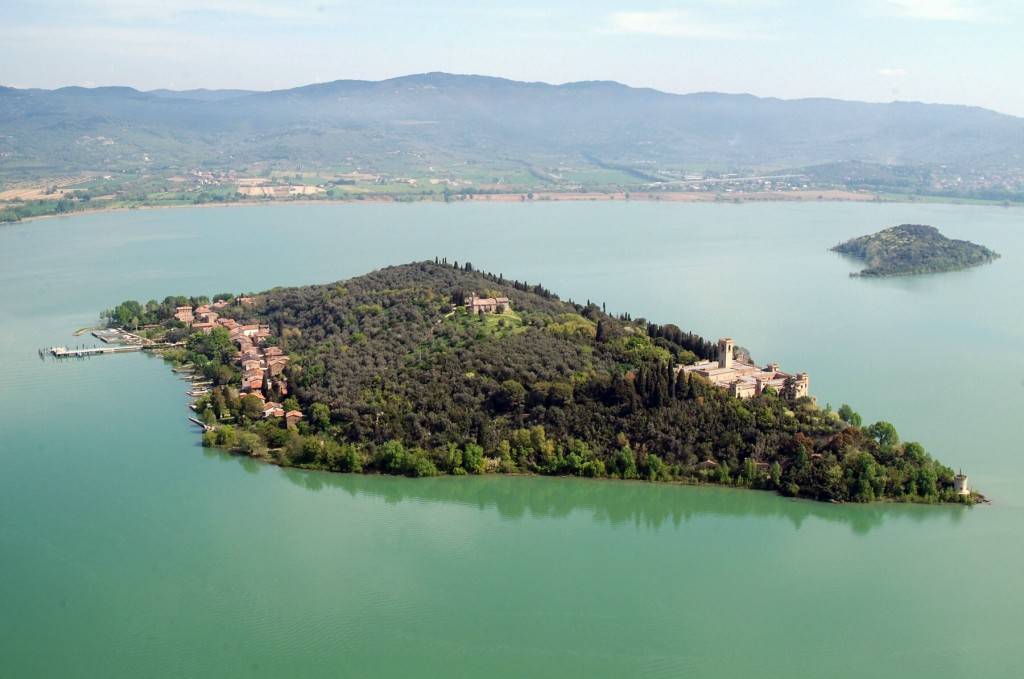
top-left (1, 201), bottom-right (1022, 677)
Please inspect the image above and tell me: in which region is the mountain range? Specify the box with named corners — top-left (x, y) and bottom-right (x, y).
top-left (2, 72), bottom-right (1022, 179)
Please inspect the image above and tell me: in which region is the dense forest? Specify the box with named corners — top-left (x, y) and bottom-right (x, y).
top-left (113, 261), bottom-right (971, 504)
top-left (832, 224), bottom-right (1000, 277)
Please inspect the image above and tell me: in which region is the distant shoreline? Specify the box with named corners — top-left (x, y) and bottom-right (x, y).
top-left (5, 188), bottom-right (1017, 226)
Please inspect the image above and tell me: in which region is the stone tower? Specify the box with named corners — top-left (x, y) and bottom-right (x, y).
top-left (954, 471), bottom-right (970, 496)
top-left (794, 372), bottom-right (810, 398)
top-left (718, 338), bottom-right (734, 370)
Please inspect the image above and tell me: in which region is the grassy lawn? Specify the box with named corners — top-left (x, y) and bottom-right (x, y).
top-left (448, 308), bottom-right (526, 339)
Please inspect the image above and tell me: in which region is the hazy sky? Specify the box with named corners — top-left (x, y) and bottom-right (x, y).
top-left (3, 0), bottom-right (1023, 115)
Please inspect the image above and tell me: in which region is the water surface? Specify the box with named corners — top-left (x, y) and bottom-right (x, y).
top-left (1, 201), bottom-right (1022, 677)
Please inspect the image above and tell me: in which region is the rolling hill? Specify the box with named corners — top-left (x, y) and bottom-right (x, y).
top-left (2, 72), bottom-right (1023, 179)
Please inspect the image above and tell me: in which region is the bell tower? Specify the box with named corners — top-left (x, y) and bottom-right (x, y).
top-left (718, 337), bottom-right (734, 370)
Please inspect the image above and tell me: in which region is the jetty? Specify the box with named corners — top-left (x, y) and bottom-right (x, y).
top-left (45, 339), bottom-right (183, 359)
top-left (188, 417), bottom-right (214, 432)
top-left (49, 345), bottom-right (143, 358)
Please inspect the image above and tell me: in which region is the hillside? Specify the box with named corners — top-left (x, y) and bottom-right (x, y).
top-left (832, 224), bottom-right (1000, 277)
top-left (3, 72), bottom-right (1023, 182)
top-left (115, 261), bottom-right (971, 503)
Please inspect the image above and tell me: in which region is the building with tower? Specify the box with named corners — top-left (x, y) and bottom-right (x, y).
top-left (954, 471), bottom-right (970, 496)
top-left (677, 337), bottom-right (810, 400)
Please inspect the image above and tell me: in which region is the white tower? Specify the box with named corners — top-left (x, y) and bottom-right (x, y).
top-left (954, 471), bottom-right (970, 496)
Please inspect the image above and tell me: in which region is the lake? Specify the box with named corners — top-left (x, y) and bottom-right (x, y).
top-left (1, 201), bottom-right (1022, 677)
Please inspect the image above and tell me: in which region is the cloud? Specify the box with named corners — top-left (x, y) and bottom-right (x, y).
top-left (878, 67), bottom-right (908, 76)
top-left (883, 0), bottom-right (988, 22)
top-left (604, 10), bottom-right (756, 39)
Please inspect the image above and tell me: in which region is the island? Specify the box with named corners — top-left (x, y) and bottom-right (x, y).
top-left (832, 224), bottom-right (999, 277)
top-left (103, 260), bottom-right (975, 504)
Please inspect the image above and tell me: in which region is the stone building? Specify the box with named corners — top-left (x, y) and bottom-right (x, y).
top-left (174, 306), bottom-right (194, 326)
top-left (678, 337), bottom-right (810, 400)
top-left (465, 293), bottom-right (511, 314)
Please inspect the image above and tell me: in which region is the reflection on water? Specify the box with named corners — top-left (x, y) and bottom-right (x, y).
top-left (200, 449), bottom-right (969, 535)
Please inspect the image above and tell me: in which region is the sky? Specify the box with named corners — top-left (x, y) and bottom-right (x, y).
top-left (2, 0), bottom-right (1023, 116)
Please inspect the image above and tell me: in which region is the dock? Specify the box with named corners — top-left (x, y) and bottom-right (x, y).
top-left (188, 417), bottom-right (214, 432)
top-left (49, 345), bottom-right (144, 358)
top-left (45, 338), bottom-right (183, 360)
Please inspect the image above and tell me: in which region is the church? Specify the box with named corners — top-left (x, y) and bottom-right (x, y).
top-left (679, 338), bottom-right (810, 400)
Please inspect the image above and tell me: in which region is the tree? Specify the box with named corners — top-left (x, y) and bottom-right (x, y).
top-left (462, 443), bottom-right (485, 474)
top-left (915, 465), bottom-right (938, 497)
top-left (614, 446), bottom-right (638, 479)
top-left (644, 453), bottom-right (666, 481)
top-left (837, 404), bottom-right (862, 427)
top-left (310, 402), bottom-right (331, 430)
top-left (491, 380), bottom-right (526, 412)
top-left (743, 457), bottom-right (757, 485)
top-left (848, 452), bottom-right (879, 502)
top-left (187, 326), bottom-right (234, 364)
top-left (902, 441), bottom-right (927, 464)
top-left (241, 394), bottom-right (264, 421)
top-left (236, 431), bottom-right (263, 457)
top-left (866, 421), bottom-right (899, 450)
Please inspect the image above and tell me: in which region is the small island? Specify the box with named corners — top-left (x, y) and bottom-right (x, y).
top-left (102, 260), bottom-right (975, 504)
top-left (832, 224), bottom-right (999, 277)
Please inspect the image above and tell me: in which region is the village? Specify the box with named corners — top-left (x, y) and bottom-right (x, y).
top-left (173, 299), bottom-right (304, 427)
